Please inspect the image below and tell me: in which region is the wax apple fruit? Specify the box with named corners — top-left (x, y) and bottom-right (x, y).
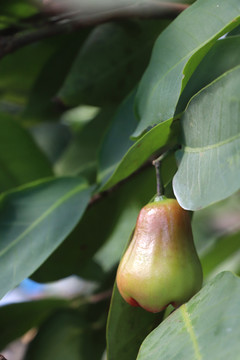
top-left (116, 197), bottom-right (203, 313)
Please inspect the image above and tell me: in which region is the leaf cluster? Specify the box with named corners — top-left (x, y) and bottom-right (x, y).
top-left (0, 0), bottom-right (240, 359)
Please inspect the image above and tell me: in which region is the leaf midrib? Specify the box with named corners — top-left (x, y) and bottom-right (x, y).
top-left (180, 304), bottom-right (202, 360)
top-left (0, 182), bottom-right (87, 258)
top-left (184, 131), bottom-right (240, 153)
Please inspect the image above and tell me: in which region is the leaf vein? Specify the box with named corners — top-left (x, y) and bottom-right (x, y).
top-left (0, 183), bottom-right (86, 258)
top-left (180, 304), bottom-right (202, 360)
top-left (184, 131), bottom-right (240, 153)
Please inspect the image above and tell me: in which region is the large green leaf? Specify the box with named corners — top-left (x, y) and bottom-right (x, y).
top-left (134, 0), bottom-right (240, 137)
top-left (0, 114), bottom-right (53, 192)
top-left (97, 91), bottom-right (138, 186)
top-left (0, 177), bottom-right (92, 299)
top-left (0, 298), bottom-right (69, 350)
top-left (24, 309), bottom-right (100, 360)
top-left (137, 272), bottom-right (240, 360)
top-left (177, 35), bottom-right (240, 113)
top-left (107, 284), bottom-right (163, 360)
top-left (58, 20), bottom-right (169, 107)
top-left (32, 167), bottom-right (157, 283)
top-left (173, 65), bottom-right (240, 210)
top-left (99, 117), bottom-right (178, 191)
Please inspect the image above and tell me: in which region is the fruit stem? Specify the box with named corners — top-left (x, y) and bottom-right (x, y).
top-left (153, 158), bottom-right (164, 197)
top-left (152, 146), bottom-right (180, 198)
top-left (152, 148), bottom-right (174, 197)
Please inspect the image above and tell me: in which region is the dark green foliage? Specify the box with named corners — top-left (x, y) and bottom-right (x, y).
top-left (0, 0), bottom-right (240, 359)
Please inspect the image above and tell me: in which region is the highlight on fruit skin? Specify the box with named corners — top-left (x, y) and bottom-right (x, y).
top-left (116, 197), bottom-right (203, 313)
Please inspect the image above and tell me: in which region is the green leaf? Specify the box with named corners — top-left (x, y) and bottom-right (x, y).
top-left (201, 231), bottom-right (240, 278)
top-left (0, 114), bottom-right (53, 192)
top-left (227, 24), bottom-right (240, 36)
top-left (137, 272), bottom-right (240, 360)
top-left (107, 284), bottom-right (163, 360)
top-left (173, 65), bottom-right (240, 210)
top-left (135, 0), bottom-right (240, 137)
top-left (0, 177), bottom-right (92, 299)
top-left (177, 35), bottom-right (240, 113)
top-left (0, 298), bottom-right (69, 350)
top-left (191, 191), bottom-right (240, 278)
top-left (29, 122), bottom-right (71, 164)
top-left (55, 107), bottom-right (115, 183)
top-left (58, 20), bottom-right (169, 107)
top-left (32, 167), bottom-right (157, 283)
top-left (97, 91), bottom-right (138, 186)
top-left (0, 37), bottom-right (66, 106)
top-left (99, 117), bottom-right (178, 191)
top-left (24, 309), bottom-right (99, 360)
top-left (23, 31), bottom-right (89, 121)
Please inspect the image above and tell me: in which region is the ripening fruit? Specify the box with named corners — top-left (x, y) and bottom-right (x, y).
top-left (116, 197), bottom-right (203, 313)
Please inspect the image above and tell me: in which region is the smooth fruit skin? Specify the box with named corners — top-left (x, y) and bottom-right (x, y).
top-left (116, 198), bottom-right (203, 313)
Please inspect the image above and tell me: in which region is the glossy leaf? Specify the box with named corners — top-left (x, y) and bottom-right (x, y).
top-left (58, 20), bottom-right (169, 106)
top-left (0, 177), bottom-right (92, 299)
top-left (173, 65), bottom-right (240, 210)
top-left (0, 298), bottom-right (69, 350)
top-left (97, 91), bottom-right (138, 186)
top-left (0, 114), bottom-right (53, 192)
top-left (177, 35), bottom-right (240, 113)
top-left (107, 284), bottom-right (163, 360)
top-left (99, 117), bottom-right (178, 191)
top-left (137, 272), bottom-right (240, 360)
top-left (135, 0), bottom-right (240, 137)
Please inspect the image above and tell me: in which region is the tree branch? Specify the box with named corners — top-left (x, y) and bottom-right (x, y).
top-left (0, 2), bottom-right (188, 59)
top-left (0, 23), bottom-right (77, 59)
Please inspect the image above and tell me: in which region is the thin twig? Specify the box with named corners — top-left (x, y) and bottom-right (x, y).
top-left (89, 289), bottom-right (113, 303)
top-left (0, 22), bottom-right (77, 59)
top-left (71, 288), bottom-right (113, 308)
